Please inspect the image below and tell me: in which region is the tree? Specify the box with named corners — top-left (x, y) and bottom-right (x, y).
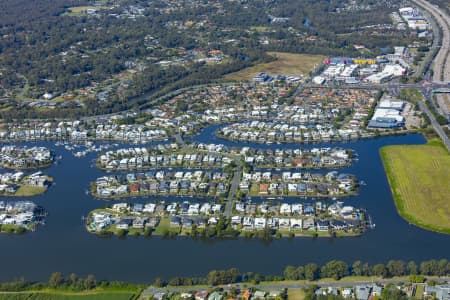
top-left (84, 274), bottom-right (96, 290)
top-left (284, 265), bottom-right (299, 280)
top-left (68, 273), bottom-right (78, 287)
top-left (352, 260), bottom-right (362, 276)
top-left (437, 259), bottom-right (449, 276)
top-left (153, 277), bottom-right (165, 287)
top-left (420, 260), bottom-right (438, 275)
top-left (116, 229), bottom-right (128, 238)
top-left (372, 264), bottom-right (388, 278)
top-left (304, 263), bottom-right (320, 281)
top-left (406, 261), bottom-right (418, 275)
top-left (48, 272), bottom-right (64, 288)
top-left (387, 260), bottom-right (405, 277)
top-left (207, 268), bottom-right (241, 286)
top-left (381, 284), bottom-right (408, 300)
top-left (321, 260), bottom-right (348, 280)
top-left (362, 263), bottom-right (371, 276)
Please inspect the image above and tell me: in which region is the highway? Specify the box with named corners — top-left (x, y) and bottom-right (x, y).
top-left (418, 92), bottom-right (450, 150)
top-left (411, 0), bottom-right (450, 83)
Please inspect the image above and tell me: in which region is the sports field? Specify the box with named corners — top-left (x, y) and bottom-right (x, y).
top-left (380, 139), bottom-right (450, 234)
top-left (224, 52), bottom-right (325, 81)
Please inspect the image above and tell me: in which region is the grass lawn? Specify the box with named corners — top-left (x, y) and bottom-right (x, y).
top-left (224, 52), bottom-right (325, 81)
top-left (380, 139), bottom-right (450, 234)
top-left (153, 217), bottom-right (180, 235)
top-left (287, 288), bottom-right (305, 300)
top-left (14, 186), bottom-right (47, 197)
top-left (414, 285), bottom-right (424, 299)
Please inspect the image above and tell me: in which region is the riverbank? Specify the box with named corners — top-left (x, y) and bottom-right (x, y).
top-left (380, 139), bottom-right (450, 234)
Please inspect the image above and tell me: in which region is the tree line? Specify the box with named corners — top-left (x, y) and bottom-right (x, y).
top-left (152, 259), bottom-right (449, 288)
top-left (0, 259), bottom-right (447, 293)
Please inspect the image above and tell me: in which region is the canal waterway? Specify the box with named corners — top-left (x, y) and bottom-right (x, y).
top-left (0, 126), bottom-right (449, 283)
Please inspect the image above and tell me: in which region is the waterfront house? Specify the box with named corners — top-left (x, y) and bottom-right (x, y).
top-left (316, 220), bottom-right (330, 231)
top-left (242, 217), bottom-right (254, 229)
top-left (133, 217), bottom-right (147, 229)
top-left (182, 217), bottom-right (193, 228)
top-left (254, 217), bottom-right (266, 229)
top-left (170, 216), bottom-right (181, 227)
top-left (279, 218), bottom-right (290, 229)
top-left (195, 291), bottom-right (209, 300)
top-left (290, 219), bottom-right (302, 230)
top-left (259, 184), bottom-right (269, 195)
top-left (231, 216), bottom-right (242, 226)
top-left (303, 218), bottom-right (315, 230)
top-left (116, 218), bottom-right (133, 230)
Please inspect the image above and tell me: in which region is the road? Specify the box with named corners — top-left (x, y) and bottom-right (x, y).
top-left (411, 0), bottom-right (450, 83)
top-left (141, 277), bottom-right (450, 295)
top-left (225, 166), bottom-right (241, 218)
top-left (174, 133), bottom-right (184, 145)
top-left (412, 0), bottom-right (450, 119)
top-left (419, 92), bottom-right (450, 150)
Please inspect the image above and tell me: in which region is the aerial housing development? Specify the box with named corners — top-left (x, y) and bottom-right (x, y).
top-left (0, 0), bottom-right (448, 292)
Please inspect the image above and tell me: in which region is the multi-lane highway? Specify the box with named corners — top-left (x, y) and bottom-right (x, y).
top-left (412, 0), bottom-right (450, 83)
top-left (412, 0), bottom-right (450, 121)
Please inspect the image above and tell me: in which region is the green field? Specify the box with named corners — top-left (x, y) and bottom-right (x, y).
top-left (380, 139), bottom-right (450, 234)
top-left (287, 288), bottom-right (305, 300)
top-left (0, 292), bottom-right (136, 300)
top-left (65, 6), bottom-right (107, 16)
top-left (14, 186), bottom-right (47, 197)
top-left (224, 52), bottom-right (325, 81)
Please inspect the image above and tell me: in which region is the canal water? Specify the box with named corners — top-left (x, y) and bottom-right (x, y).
top-left (0, 126), bottom-right (449, 283)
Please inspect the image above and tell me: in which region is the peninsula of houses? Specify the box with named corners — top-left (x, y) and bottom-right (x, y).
top-left (0, 146), bottom-right (54, 170)
top-left (87, 200), bottom-right (368, 239)
top-left (97, 143), bottom-right (354, 171)
top-left (0, 171), bottom-right (53, 196)
top-left (0, 201), bottom-right (47, 234)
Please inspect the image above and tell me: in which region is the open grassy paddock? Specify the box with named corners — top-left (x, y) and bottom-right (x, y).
top-left (224, 52), bottom-right (325, 81)
top-left (14, 186), bottom-right (47, 197)
top-left (380, 139), bottom-right (450, 234)
top-left (287, 288), bottom-right (305, 300)
top-left (65, 6), bottom-right (107, 16)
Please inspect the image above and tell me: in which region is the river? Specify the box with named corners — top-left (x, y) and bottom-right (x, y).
top-left (0, 126), bottom-right (448, 283)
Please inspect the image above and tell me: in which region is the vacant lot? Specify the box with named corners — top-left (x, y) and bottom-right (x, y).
top-left (287, 288), bottom-right (305, 300)
top-left (380, 140), bottom-right (450, 234)
top-left (66, 6), bottom-right (107, 16)
top-left (0, 292), bottom-right (137, 300)
top-left (14, 186), bottom-right (46, 197)
top-left (224, 52), bottom-right (325, 81)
